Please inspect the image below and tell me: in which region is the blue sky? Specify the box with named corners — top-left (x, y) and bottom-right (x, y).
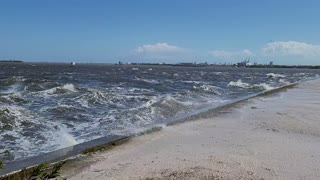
top-left (1, 0), bottom-right (320, 65)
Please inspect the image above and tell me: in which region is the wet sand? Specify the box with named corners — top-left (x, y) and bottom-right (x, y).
top-left (60, 79), bottom-right (320, 180)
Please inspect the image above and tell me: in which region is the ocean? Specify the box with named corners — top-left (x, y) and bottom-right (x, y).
top-left (0, 63), bottom-right (319, 162)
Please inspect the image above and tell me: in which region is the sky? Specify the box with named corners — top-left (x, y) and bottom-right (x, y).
top-left (1, 0), bottom-right (320, 65)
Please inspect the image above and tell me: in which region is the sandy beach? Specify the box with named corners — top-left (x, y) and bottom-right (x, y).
top-left (59, 79), bottom-right (320, 180)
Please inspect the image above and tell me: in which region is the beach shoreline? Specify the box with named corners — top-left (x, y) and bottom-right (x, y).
top-left (55, 79), bottom-right (320, 179)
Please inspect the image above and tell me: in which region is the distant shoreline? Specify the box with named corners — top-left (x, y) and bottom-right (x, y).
top-left (0, 60), bottom-right (23, 63)
top-left (246, 64), bottom-right (320, 69)
top-left (0, 60), bottom-right (319, 69)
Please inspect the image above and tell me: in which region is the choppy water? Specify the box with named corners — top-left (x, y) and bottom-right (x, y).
top-left (0, 63), bottom-right (319, 162)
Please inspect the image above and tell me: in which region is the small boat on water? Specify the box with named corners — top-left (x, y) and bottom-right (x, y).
top-left (70, 62), bottom-right (76, 67)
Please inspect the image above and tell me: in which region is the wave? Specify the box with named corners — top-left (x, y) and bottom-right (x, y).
top-left (36, 83), bottom-right (77, 97)
top-left (0, 105), bottom-right (47, 161)
top-left (0, 94), bottom-right (28, 104)
top-left (192, 85), bottom-right (223, 95)
top-left (0, 106), bottom-right (21, 130)
top-left (0, 76), bottom-right (25, 87)
top-left (74, 89), bottom-right (113, 108)
top-left (182, 80), bottom-right (203, 84)
top-left (228, 80), bottom-right (275, 90)
top-left (266, 73), bottom-right (286, 78)
top-left (254, 83), bottom-right (274, 90)
top-left (0, 77), bottom-right (27, 95)
top-left (73, 87), bottom-right (155, 109)
top-left (0, 104), bottom-right (82, 162)
top-left (228, 80), bottom-right (251, 89)
top-left (293, 73), bottom-right (306, 76)
top-left (211, 72), bottom-right (223, 75)
top-left (1, 84), bottom-right (24, 95)
top-left (41, 104), bottom-right (82, 114)
top-left (200, 71), bottom-right (207, 76)
top-left (134, 77), bottom-right (160, 84)
top-left (49, 125), bottom-right (78, 148)
top-left (24, 80), bottom-right (60, 92)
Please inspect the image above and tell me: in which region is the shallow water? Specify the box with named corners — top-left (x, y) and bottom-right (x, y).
top-left (0, 63), bottom-right (319, 162)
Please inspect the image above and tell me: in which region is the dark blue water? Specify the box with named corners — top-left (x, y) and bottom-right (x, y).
top-left (0, 63), bottom-right (319, 162)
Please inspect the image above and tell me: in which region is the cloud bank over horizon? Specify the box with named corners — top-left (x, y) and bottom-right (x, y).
top-left (131, 43), bottom-right (194, 62)
top-left (131, 41), bottom-right (320, 65)
top-left (262, 41), bottom-right (320, 57)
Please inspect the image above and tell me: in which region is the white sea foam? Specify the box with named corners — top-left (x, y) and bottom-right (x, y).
top-left (294, 73), bottom-right (306, 76)
top-left (54, 125), bottom-right (78, 148)
top-left (37, 83), bottom-right (77, 97)
top-left (279, 78), bottom-right (291, 84)
top-left (135, 77), bottom-right (160, 84)
top-left (228, 80), bottom-right (275, 90)
top-left (182, 80), bottom-right (203, 84)
top-left (212, 72), bottom-right (222, 75)
top-left (228, 80), bottom-right (251, 89)
top-left (253, 83), bottom-right (275, 90)
top-left (266, 73), bottom-right (286, 78)
top-left (192, 85), bottom-right (222, 95)
top-left (1, 84), bottom-right (24, 94)
top-left (200, 71), bottom-right (207, 76)
top-left (0, 105), bottom-right (60, 161)
top-left (61, 83), bottom-right (77, 92)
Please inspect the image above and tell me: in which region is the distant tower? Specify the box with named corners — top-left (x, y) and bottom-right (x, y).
top-left (269, 61), bottom-right (274, 66)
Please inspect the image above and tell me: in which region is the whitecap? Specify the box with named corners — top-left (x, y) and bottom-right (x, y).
top-left (266, 73), bottom-right (286, 78)
top-left (182, 80), bottom-right (202, 84)
top-left (192, 85), bottom-right (222, 95)
top-left (37, 83), bottom-right (77, 97)
top-left (228, 80), bottom-right (251, 89)
top-left (135, 77), bottom-right (160, 84)
top-left (253, 83), bottom-right (275, 90)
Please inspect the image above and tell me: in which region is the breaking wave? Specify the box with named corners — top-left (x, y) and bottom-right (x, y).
top-left (228, 79), bottom-right (275, 90)
top-left (228, 80), bottom-right (252, 89)
top-left (35, 83), bottom-right (77, 97)
top-left (266, 73), bottom-right (286, 78)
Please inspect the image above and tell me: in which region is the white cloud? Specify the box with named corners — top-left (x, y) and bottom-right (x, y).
top-left (208, 49), bottom-right (253, 59)
top-left (262, 41), bottom-right (320, 57)
top-left (133, 43), bottom-right (185, 54)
